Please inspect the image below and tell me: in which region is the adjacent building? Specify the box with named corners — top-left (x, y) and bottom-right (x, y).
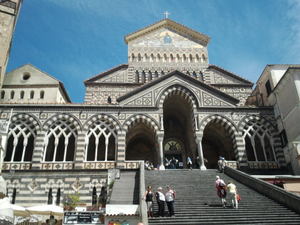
top-left (248, 65), bottom-right (300, 175)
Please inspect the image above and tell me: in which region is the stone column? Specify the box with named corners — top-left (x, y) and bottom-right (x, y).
top-left (158, 136), bottom-right (165, 170)
top-left (196, 136), bottom-right (206, 170)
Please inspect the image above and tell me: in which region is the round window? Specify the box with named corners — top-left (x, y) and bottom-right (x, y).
top-left (23, 72), bottom-right (31, 80)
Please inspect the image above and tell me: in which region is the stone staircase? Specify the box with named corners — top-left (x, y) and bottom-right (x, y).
top-left (110, 171), bottom-right (139, 204)
top-left (145, 169), bottom-right (300, 225)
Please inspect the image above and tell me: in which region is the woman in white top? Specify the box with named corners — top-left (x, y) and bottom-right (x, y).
top-left (227, 181), bottom-right (238, 209)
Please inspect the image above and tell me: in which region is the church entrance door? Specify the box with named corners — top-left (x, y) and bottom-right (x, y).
top-left (164, 139), bottom-right (184, 169)
top-left (162, 90), bottom-right (197, 169)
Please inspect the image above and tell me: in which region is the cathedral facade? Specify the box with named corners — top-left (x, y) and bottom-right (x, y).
top-left (0, 19), bottom-right (285, 206)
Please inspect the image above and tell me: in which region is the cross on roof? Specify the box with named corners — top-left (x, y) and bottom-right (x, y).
top-left (163, 11), bottom-right (170, 19)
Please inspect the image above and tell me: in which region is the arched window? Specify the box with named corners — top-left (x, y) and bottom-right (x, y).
top-left (107, 96), bottom-right (112, 104)
top-left (56, 188), bottom-right (61, 205)
top-left (92, 186), bottom-right (97, 206)
top-left (189, 54), bottom-right (193, 63)
top-left (135, 71), bottom-right (140, 83)
top-left (137, 53), bottom-right (142, 62)
top-left (40, 91), bottom-right (45, 99)
top-left (10, 91), bottom-right (15, 99)
top-left (30, 91), bottom-right (34, 99)
top-left (157, 54), bottom-right (161, 62)
top-left (1, 90), bottom-right (5, 99)
top-left (85, 119), bottom-right (117, 161)
top-left (20, 91), bottom-right (25, 99)
top-left (4, 115), bottom-right (37, 162)
top-left (176, 54), bottom-right (180, 63)
top-left (150, 54), bottom-right (155, 62)
top-left (202, 54), bottom-right (206, 62)
top-left (170, 54), bottom-right (174, 62)
top-left (242, 120), bottom-right (276, 162)
top-left (131, 53), bottom-right (135, 62)
top-left (148, 71), bottom-right (152, 81)
top-left (48, 188), bottom-right (53, 205)
top-left (12, 188), bottom-right (17, 204)
top-left (183, 54), bottom-right (187, 62)
top-left (43, 117), bottom-right (78, 162)
top-left (163, 54), bottom-right (168, 62)
top-left (141, 71), bottom-right (146, 83)
top-left (195, 54), bottom-right (200, 62)
top-left (192, 71), bottom-right (197, 78)
top-left (143, 54), bottom-right (148, 62)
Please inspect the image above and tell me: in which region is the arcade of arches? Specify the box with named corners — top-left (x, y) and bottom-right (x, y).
top-left (4, 112), bottom-right (278, 170)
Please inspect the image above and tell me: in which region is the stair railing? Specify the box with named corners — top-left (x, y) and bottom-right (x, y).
top-left (139, 160), bottom-right (148, 225)
top-left (225, 166), bottom-right (300, 214)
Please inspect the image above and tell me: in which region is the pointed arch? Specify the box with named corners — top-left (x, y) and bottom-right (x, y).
top-left (83, 114), bottom-right (121, 162)
top-left (239, 115), bottom-right (284, 163)
top-left (4, 113), bottom-right (40, 162)
top-left (156, 84), bottom-right (200, 109)
top-left (238, 115), bottom-right (279, 162)
top-left (43, 113), bottom-right (81, 162)
top-left (123, 114), bottom-right (160, 134)
top-left (199, 114), bottom-right (240, 166)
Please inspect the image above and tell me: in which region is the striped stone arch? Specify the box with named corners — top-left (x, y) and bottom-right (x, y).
top-left (83, 114), bottom-right (121, 132)
top-left (238, 115), bottom-right (284, 165)
top-left (198, 114), bottom-right (243, 162)
top-left (4, 113), bottom-right (41, 162)
top-left (43, 113), bottom-right (82, 132)
top-left (10, 113), bottom-right (41, 131)
top-left (83, 114), bottom-right (121, 162)
top-left (123, 114), bottom-right (160, 135)
top-left (156, 84), bottom-right (199, 109)
top-left (42, 113), bottom-right (82, 162)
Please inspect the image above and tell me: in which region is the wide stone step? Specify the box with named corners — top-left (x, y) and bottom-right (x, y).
top-left (146, 169), bottom-right (300, 224)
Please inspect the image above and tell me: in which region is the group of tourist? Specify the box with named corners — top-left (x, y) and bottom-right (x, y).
top-left (215, 175), bottom-right (239, 209)
top-left (144, 185), bottom-right (176, 217)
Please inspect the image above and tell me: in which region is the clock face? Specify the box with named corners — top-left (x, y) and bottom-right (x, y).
top-left (164, 140), bottom-right (182, 152)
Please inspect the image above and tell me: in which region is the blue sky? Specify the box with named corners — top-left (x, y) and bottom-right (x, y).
top-left (7, 0), bottom-right (300, 103)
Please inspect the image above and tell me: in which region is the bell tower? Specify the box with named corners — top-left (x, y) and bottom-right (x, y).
top-left (0, 0), bottom-right (22, 88)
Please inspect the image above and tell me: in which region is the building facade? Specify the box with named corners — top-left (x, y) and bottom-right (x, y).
top-left (0, 19), bottom-right (286, 207)
top-left (248, 65), bottom-right (300, 175)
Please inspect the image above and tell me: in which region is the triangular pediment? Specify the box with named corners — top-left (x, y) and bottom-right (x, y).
top-left (125, 19), bottom-right (210, 47)
top-left (117, 71), bottom-right (239, 107)
top-left (208, 65), bottom-right (253, 86)
top-left (5, 64), bottom-right (61, 86)
top-left (84, 64), bottom-right (129, 85)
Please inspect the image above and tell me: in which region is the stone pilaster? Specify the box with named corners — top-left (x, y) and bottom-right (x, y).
top-left (31, 130), bottom-right (44, 170)
top-left (116, 130), bottom-right (126, 168)
top-left (74, 130), bottom-right (85, 169)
